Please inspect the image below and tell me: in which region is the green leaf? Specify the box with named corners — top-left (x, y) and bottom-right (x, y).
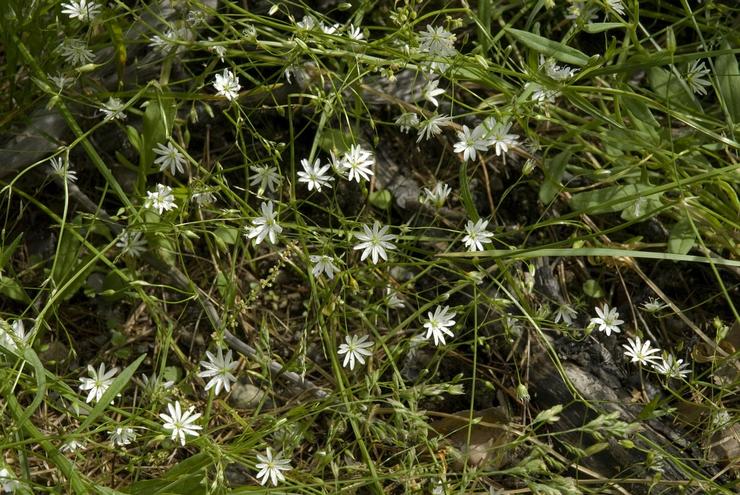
top-left (75, 354), bottom-right (146, 434)
top-left (570, 184), bottom-right (651, 214)
top-left (369, 189), bottom-right (392, 210)
top-left (458, 160), bottom-right (479, 221)
top-left (620, 193), bottom-right (663, 221)
top-left (17, 346), bottom-right (48, 425)
top-left (125, 125), bottom-right (141, 152)
top-left (715, 46), bottom-right (740, 123)
top-left (0, 275), bottom-right (29, 303)
top-left (582, 22), bottom-right (625, 33)
top-left (126, 453), bottom-right (210, 495)
top-left (0, 232), bottom-right (23, 271)
top-left (583, 279), bottom-right (605, 298)
top-left (505, 28), bottom-right (589, 66)
top-left (539, 149), bottom-right (571, 204)
top-left (667, 217), bottom-right (696, 255)
top-left (647, 66), bottom-right (698, 110)
top-left (141, 97), bottom-right (178, 170)
top-left (622, 95), bottom-right (659, 129)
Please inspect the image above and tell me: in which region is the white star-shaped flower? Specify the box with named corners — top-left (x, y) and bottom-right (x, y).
top-left (255, 448), bottom-right (292, 486)
top-left (416, 113), bottom-right (451, 142)
top-left (462, 218), bottom-right (494, 252)
top-left (212, 69), bottom-right (241, 101)
top-left (341, 145), bottom-right (374, 182)
top-left (61, 0), bottom-right (101, 21)
top-left (0, 319), bottom-right (30, 352)
top-left (145, 184), bottom-right (177, 214)
top-left (298, 158), bottom-right (334, 192)
top-left (353, 222), bottom-right (396, 264)
top-left (159, 401), bottom-right (203, 446)
top-left (553, 303), bottom-right (578, 325)
top-left (79, 363), bottom-right (119, 404)
top-left (154, 141), bottom-right (187, 175)
top-left (653, 354), bottom-right (690, 379)
top-left (197, 347), bottom-right (238, 395)
top-left (422, 305), bottom-right (456, 346)
top-left (453, 125), bottom-right (489, 162)
top-left (622, 336), bottom-right (661, 366)
top-left (100, 97), bottom-right (126, 121)
top-left (249, 165), bottom-right (282, 194)
top-left (337, 334), bottom-right (374, 370)
top-left (422, 78), bottom-right (446, 107)
top-left (589, 304), bottom-right (624, 336)
top-left (309, 254), bottom-right (340, 279)
top-left (246, 200), bottom-right (282, 245)
top-left (109, 427), bottom-right (136, 447)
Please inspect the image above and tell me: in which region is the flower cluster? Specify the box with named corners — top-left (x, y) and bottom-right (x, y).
top-left (587, 304), bottom-right (691, 379)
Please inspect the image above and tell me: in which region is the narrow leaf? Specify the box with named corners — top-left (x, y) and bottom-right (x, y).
top-left (76, 354), bottom-right (146, 433)
top-left (505, 28), bottom-right (589, 66)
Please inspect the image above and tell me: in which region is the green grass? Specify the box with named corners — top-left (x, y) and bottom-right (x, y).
top-left (0, 0), bottom-right (738, 494)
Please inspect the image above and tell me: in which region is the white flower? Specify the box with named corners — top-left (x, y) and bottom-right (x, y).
top-left (60, 439), bottom-right (86, 453)
top-left (622, 336), bottom-right (661, 366)
top-left (320, 22), bottom-right (339, 35)
top-left (197, 347), bottom-right (238, 396)
top-left (341, 145), bottom-right (374, 182)
top-left (422, 305), bottom-right (456, 346)
top-left (145, 184), bottom-right (176, 214)
top-left (0, 319), bottom-right (30, 352)
top-left (481, 118), bottom-right (519, 157)
top-left (212, 69), bottom-right (241, 101)
top-left (453, 125), bottom-right (489, 162)
top-left (0, 468), bottom-right (20, 493)
top-left (653, 354), bottom-right (690, 379)
top-left (310, 254), bottom-right (340, 279)
top-left (209, 43), bottom-right (227, 62)
top-left (462, 218), bottom-right (494, 252)
top-left (154, 142), bottom-right (187, 175)
top-left (298, 158), bottom-right (334, 192)
top-left (527, 83), bottom-right (559, 104)
top-left (191, 189), bottom-right (216, 206)
top-left (49, 73), bottom-right (75, 90)
top-left (160, 401), bottom-right (203, 446)
top-left (101, 97), bottom-right (126, 121)
top-left (542, 59), bottom-right (579, 81)
top-left (337, 334), bottom-right (374, 370)
top-left (418, 25), bottom-right (457, 57)
top-left (606, 0), bottom-right (625, 16)
top-left (385, 286), bottom-right (405, 309)
top-left (553, 303), bottom-right (578, 325)
top-left (353, 222), bottom-right (396, 264)
top-left (255, 448), bottom-right (292, 486)
top-left (116, 230), bottom-right (147, 258)
top-left (61, 0), bottom-right (100, 21)
top-left (58, 38), bottom-right (94, 66)
top-left (79, 363), bottom-right (119, 404)
top-left (420, 182), bottom-right (452, 208)
top-left (417, 113), bottom-right (451, 142)
top-left (347, 24), bottom-right (364, 41)
top-left (686, 60), bottom-right (711, 96)
top-left (139, 372), bottom-right (175, 396)
top-left (395, 112), bottom-right (419, 133)
top-left (49, 156), bottom-right (77, 183)
top-left (422, 78), bottom-right (445, 107)
top-left (296, 15), bottom-right (318, 30)
top-left (641, 297), bottom-right (668, 313)
top-left (109, 427), bottom-right (137, 447)
top-left (589, 304), bottom-right (623, 336)
top-left (246, 200), bottom-right (282, 245)
top-left (249, 165), bottom-right (282, 194)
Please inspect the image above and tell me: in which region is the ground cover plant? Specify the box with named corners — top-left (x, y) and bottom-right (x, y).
top-left (0, 0), bottom-right (738, 493)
